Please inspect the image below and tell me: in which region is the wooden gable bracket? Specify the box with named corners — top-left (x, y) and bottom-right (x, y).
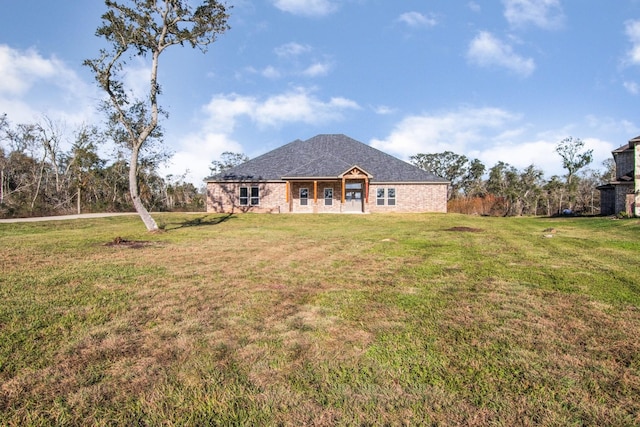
top-left (339, 165), bottom-right (373, 204)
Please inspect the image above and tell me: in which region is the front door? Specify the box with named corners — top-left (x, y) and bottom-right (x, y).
top-left (344, 189), bottom-right (363, 212)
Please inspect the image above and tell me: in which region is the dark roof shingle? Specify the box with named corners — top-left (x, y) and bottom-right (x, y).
top-left (207, 134), bottom-right (447, 183)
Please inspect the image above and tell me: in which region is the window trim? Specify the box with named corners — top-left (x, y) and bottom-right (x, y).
top-left (300, 187), bottom-right (309, 206)
top-left (250, 186), bottom-right (260, 206)
top-left (239, 185), bottom-right (260, 206)
top-left (376, 188), bottom-right (385, 206)
top-left (324, 187), bottom-right (333, 206)
top-left (239, 186), bottom-right (249, 206)
top-left (387, 188), bottom-right (396, 206)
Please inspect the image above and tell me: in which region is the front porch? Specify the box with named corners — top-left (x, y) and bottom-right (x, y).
top-left (284, 167), bottom-right (371, 213)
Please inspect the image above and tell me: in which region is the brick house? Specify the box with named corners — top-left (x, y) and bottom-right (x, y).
top-left (206, 134), bottom-right (449, 214)
top-left (597, 135), bottom-right (640, 216)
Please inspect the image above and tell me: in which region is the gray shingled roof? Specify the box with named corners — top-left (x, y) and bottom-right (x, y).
top-left (207, 134), bottom-right (448, 183)
top-left (613, 143), bottom-right (631, 153)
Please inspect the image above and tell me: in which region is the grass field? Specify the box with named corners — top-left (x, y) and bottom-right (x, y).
top-left (1, 213), bottom-right (639, 426)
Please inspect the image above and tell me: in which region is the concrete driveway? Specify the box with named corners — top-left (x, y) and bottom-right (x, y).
top-left (0, 212), bottom-right (139, 223)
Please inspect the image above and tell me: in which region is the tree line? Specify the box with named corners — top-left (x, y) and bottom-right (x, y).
top-left (410, 137), bottom-right (613, 216)
top-left (0, 114), bottom-right (203, 218)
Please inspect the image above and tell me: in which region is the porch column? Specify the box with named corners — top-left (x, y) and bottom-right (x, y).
top-left (365, 179), bottom-right (369, 203)
top-left (314, 181), bottom-right (318, 204)
top-left (285, 181), bottom-right (290, 203)
top-left (341, 178), bottom-right (346, 203)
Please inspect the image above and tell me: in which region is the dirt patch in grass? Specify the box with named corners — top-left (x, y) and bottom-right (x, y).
top-left (104, 236), bottom-right (157, 249)
top-left (444, 226), bottom-right (484, 232)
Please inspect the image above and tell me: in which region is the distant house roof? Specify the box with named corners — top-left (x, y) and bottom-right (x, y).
top-left (612, 143), bottom-right (630, 153)
top-left (207, 134), bottom-right (448, 183)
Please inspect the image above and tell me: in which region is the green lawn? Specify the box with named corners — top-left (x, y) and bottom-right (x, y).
top-left (1, 213), bottom-right (639, 426)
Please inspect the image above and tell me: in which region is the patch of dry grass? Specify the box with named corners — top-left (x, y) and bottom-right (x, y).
top-left (0, 213), bottom-right (639, 425)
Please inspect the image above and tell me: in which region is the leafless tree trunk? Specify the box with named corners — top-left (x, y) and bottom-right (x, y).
top-left (31, 152), bottom-right (46, 211)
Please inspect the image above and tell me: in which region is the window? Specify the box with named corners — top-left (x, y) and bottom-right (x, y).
top-left (300, 188), bottom-right (309, 206)
top-left (387, 188), bottom-right (396, 205)
top-left (239, 187), bottom-right (248, 206)
top-left (376, 188), bottom-right (396, 206)
top-left (251, 186), bottom-right (260, 205)
top-left (324, 188), bottom-right (333, 205)
top-left (376, 188), bottom-right (385, 206)
top-left (239, 186), bottom-right (259, 206)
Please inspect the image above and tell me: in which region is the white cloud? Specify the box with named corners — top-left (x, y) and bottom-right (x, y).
top-left (302, 61), bottom-right (332, 77)
top-left (272, 0), bottom-right (338, 17)
top-left (468, 2), bottom-right (481, 13)
top-left (275, 42), bottom-right (312, 57)
top-left (0, 45), bottom-right (58, 96)
top-left (503, 0), bottom-right (564, 30)
top-left (585, 115), bottom-right (637, 135)
top-left (262, 65), bottom-right (282, 79)
top-left (623, 81), bottom-right (639, 94)
top-left (625, 20), bottom-right (640, 65)
top-left (478, 139), bottom-right (556, 172)
top-left (122, 58), bottom-right (152, 100)
top-left (160, 132), bottom-right (244, 184)
top-left (371, 107), bottom-right (618, 178)
top-left (0, 44), bottom-right (98, 126)
top-left (253, 89), bottom-right (359, 126)
top-left (250, 61), bottom-right (332, 80)
top-left (265, 43), bottom-right (331, 79)
top-left (373, 105), bottom-right (396, 115)
top-left (328, 97), bottom-right (360, 110)
top-left (582, 137), bottom-right (617, 169)
top-left (370, 107), bottom-right (521, 160)
top-left (202, 93), bottom-right (256, 133)
top-left (397, 11), bottom-right (438, 28)
top-left (467, 31), bottom-right (535, 76)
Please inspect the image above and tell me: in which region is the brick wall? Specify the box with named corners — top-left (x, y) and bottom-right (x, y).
top-left (207, 180), bottom-right (448, 213)
top-left (614, 184), bottom-right (634, 215)
top-left (367, 183), bottom-right (448, 213)
top-left (206, 182), bottom-right (287, 213)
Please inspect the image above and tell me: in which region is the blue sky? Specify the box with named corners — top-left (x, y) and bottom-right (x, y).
top-left (1, 0), bottom-right (640, 184)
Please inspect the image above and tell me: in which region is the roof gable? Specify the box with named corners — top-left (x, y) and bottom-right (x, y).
top-left (339, 166), bottom-right (373, 179)
top-left (208, 134), bottom-right (447, 183)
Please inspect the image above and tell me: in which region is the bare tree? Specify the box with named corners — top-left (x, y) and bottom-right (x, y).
top-left (36, 116), bottom-right (65, 194)
top-left (0, 114), bottom-right (8, 206)
top-left (85, 0), bottom-right (231, 231)
top-left (555, 136), bottom-right (593, 211)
